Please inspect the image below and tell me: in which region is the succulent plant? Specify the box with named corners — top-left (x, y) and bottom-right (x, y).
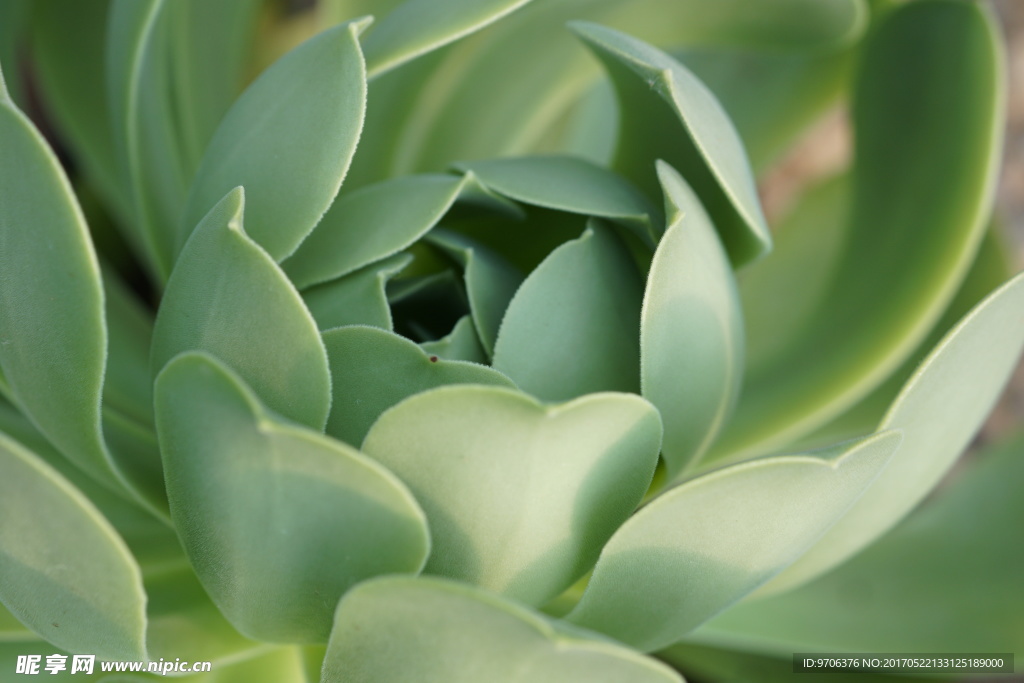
top-left (0, 0), bottom-right (1022, 681)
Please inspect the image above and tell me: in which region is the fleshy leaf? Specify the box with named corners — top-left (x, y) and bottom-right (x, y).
top-left (154, 352), bottom-right (429, 643)
top-left (0, 70), bottom-right (119, 488)
top-left (454, 155), bottom-right (658, 244)
top-left (420, 315), bottom-right (489, 363)
top-left (322, 326), bottom-right (515, 448)
top-left (362, 385), bottom-right (662, 606)
top-left (698, 430), bottom-right (1024, 655)
top-left (323, 576), bottom-right (683, 683)
top-left (570, 22), bottom-right (770, 265)
top-left (0, 433), bottom-right (147, 660)
top-left (711, 0), bottom-right (1005, 461)
top-left (303, 252), bottom-right (413, 332)
top-left (643, 163), bottom-right (744, 479)
top-left (565, 431), bottom-right (902, 652)
top-left (180, 19), bottom-right (369, 261)
top-left (152, 188), bottom-right (332, 430)
top-left (760, 270), bottom-right (1024, 593)
top-left (363, 0), bottom-right (537, 79)
top-left (283, 172), bottom-right (511, 289)
top-left (492, 221), bottom-right (643, 402)
top-left (425, 229), bottom-right (524, 356)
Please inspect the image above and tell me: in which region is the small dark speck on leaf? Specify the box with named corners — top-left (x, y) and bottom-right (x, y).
top-left (429, 356), bottom-right (438, 363)
top-left (52, 622), bottom-right (59, 628)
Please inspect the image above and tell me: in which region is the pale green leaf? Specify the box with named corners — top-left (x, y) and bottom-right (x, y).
top-left (322, 326), bottom-right (515, 448)
top-left (420, 315), bottom-right (488, 363)
top-left (303, 252), bottom-right (413, 332)
top-left (152, 188), bottom-right (332, 430)
top-left (565, 431), bottom-right (902, 652)
top-left (454, 155), bottom-right (658, 244)
top-left (570, 21), bottom-right (770, 265)
top-left (324, 576), bottom-right (683, 683)
top-left (493, 221), bottom-right (643, 402)
top-left (363, 385), bottom-right (661, 606)
top-left (0, 74), bottom-right (119, 488)
top-left (760, 270), bottom-right (1024, 593)
top-left (643, 164), bottom-right (743, 480)
top-left (180, 19), bottom-right (369, 261)
top-left (711, 0), bottom-right (1005, 461)
top-left (697, 430), bottom-right (1024, 655)
top-left (363, 0), bottom-right (537, 79)
top-left (0, 433), bottom-right (147, 660)
top-left (425, 229), bottom-right (524, 355)
top-left (154, 352), bottom-right (429, 643)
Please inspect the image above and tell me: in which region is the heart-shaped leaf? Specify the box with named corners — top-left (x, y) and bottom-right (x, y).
top-left (565, 430), bottom-right (902, 652)
top-left (303, 252), bottom-right (413, 332)
top-left (425, 229), bottom-right (524, 355)
top-left (154, 351), bottom-right (429, 643)
top-left (152, 188), bottom-right (331, 430)
top-left (760, 270), bottom-right (1024, 593)
top-left (492, 220), bottom-right (643, 402)
top-left (322, 326), bottom-right (515, 448)
top-left (323, 576), bottom-right (683, 683)
top-left (454, 155), bottom-right (658, 244)
top-left (363, 0), bottom-right (537, 79)
top-left (710, 0), bottom-right (1005, 462)
top-left (362, 384), bottom-right (661, 606)
top-left (570, 22), bottom-right (770, 265)
top-left (180, 18), bottom-right (369, 261)
top-left (0, 433), bottom-right (147, 660)
top-left (643, 163), bottom-right (744, 480)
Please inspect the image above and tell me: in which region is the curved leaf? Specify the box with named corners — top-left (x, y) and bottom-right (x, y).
top-left (363, 0), bottom-right (537, 79)
top-left (0, 72), bottom-right (117, 488)
top-left (643, 163), bottom-right (744, 480)
top-left (760, 270), bottom-right (1024, 593)
top-left (180, 19), bottom-right (369, 261)
top-left (426, 229), bottom-right (524, 355)
top-left (712, 0), bottom-right (1006, 461)
top-left (420, 315), bottom-right (488, 363)
top-left (303, 252), bottom-right (413, 332)
top-left (103, 268), bottom-right (155, 427)
top-left (454, 155), bottom-right (658, 244)
top-left (324, 576), bottom-right (683, 683)
top-left (0, 433), bottom-right (147, 660)
top-left (322, 326), bottom-right (515, 448)
top-left (698, 430), bottom-right (1024, 655)
top-left (570, 21), bottom-right (770, 265)
top-left (154, 351), bottom-right (429, 643)
top-left (493, 221), bottom-right (643, 402)
top-left (565, 431), bottom-right (902, 652)
top-left (363, 385), bottom-right (662, 606)
top-left (152, 188), bottom-right (332, 430)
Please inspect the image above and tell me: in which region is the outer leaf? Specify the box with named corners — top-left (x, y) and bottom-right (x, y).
top-left (363, 385), bottom-right (662, 606)
top-left (154, 352), bottom-right (429, 643)
top-left (363, 0), bottom-right (536, 79)
top-left (324, 576), bottom-right (683, 683)
top-left (698, 431), bottom-right (1024, 655)
top-left (760, 270), bottom-right (1024, 593)
top-left (570, 22), bottom-right (770, 265)
top-left (152, 188), bottom-right (332, 430)
top-left (565, 431), bottom-right (902, 652)
top-left (322, 326), bottom-right (515, 448)
top-left (283, 172), bottom-right (514, 289)
top-left (643, 164), bottom-right (743, 479)
top-left (179, 19), bottom-right (369, 261)
top-left (454, 155), bottom-right (658, 244)
top-left (426, 229), bottom-right (524, 355)
top-left (0, 433), bottom-right (147, 660)
top-left (712, 0), bottom-right (1005, 461)
top-left (0, 71), bottom-right (117, 488)
top-left (492, 221), bottom-right (643, 402)
top-left (303, 252), bottom-right (413, 332)
top-left (420, 315), bottom-right (489, 363)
